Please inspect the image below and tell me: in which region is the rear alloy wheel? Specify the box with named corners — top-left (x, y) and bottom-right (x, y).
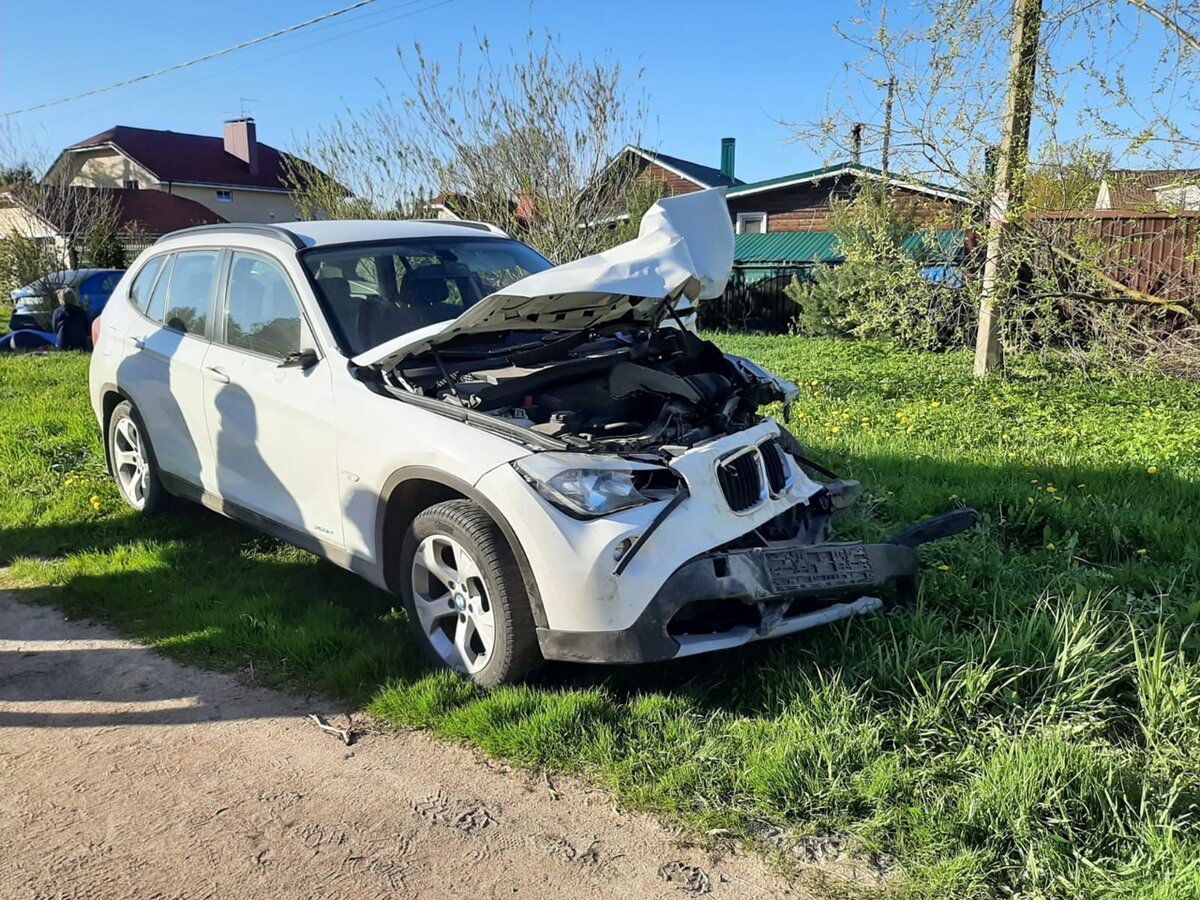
top-left (400, 500), bottom-right (541, 687)
top-left (107, 400), bottom-right (168, 514)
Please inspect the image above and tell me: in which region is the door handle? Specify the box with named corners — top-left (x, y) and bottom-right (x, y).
top-left (204, 366), bottom-right (231, 384)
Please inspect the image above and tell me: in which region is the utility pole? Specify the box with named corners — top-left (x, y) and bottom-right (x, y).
top-left (974, 0), bottom-right (1044, 376)
top-left (880, 78), bottom-right (895, 177)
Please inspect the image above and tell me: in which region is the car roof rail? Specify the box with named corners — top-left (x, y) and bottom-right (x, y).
top-left (409, 218), bottom-right (510, 238)
top-left (156, 223), bottom-right (307, 250)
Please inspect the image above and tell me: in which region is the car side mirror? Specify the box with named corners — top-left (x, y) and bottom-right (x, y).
top-left (279, 348), bottom-right (319, 370)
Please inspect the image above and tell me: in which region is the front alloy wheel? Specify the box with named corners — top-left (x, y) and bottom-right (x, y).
top-left (410, 534), bottom-right (496, 675)
top-left (400, 499), bottom-right (541, 687)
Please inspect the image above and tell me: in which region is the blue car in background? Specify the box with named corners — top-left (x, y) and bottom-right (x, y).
top-left (9, 269), bottom-right (125, 332)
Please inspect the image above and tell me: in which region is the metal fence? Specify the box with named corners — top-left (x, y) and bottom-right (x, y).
top-left (698, 266), bottom-right (811, 334)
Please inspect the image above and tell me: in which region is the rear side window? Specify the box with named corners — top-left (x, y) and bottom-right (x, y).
top-left (163, 250), bottom-right (220, 336)
top-left (223, 252), bottom-right (304, 359)
top-left (129, 256), bottom-right (166, 312)
top-left (144, 255), bottom-right (175, 321)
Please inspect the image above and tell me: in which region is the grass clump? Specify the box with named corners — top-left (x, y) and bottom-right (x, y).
top-left (3, 338), bottom-right (1200, 898)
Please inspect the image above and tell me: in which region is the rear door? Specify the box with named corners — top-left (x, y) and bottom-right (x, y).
top-left (120, 249), bottom-right (222, 491)
top-left (200, 250), bottom-right (343, 545)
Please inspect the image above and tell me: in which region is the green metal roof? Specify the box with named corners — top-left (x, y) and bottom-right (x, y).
top-left (734, 232), bottom-right (841, 263)
top-left (726, 161), bottom-right (969, 201)
top-left (733, 230), bottom-right (965, 265)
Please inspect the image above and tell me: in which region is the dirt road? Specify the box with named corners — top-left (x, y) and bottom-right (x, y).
top-left (0, 592), bottom-right (803, 899)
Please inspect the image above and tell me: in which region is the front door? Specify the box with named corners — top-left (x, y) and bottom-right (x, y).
top-left (201, 251), bottom-right (343, 546)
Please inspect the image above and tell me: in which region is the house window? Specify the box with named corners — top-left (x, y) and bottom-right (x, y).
top-left (736, 212), bottom-right (767, 234)
top-left (215, 190), bottom-right (233, 202)
top-left (124, 180), bottom-right (139, 190)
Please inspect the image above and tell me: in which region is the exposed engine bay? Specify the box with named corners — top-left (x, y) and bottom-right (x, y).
top-left (378, 327), bottom-right (798, 452)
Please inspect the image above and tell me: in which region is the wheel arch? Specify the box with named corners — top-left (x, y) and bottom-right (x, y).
top-left (98, 383), bottom-right (133, 476)
top-left (377, 467), bottom-right (548, 629)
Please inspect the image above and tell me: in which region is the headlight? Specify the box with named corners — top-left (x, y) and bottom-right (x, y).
top-left (512, 453), bottom-right (676, 518)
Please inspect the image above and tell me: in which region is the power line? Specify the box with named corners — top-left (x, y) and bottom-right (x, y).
top-left (6, 0), bottom-right (388, 117)
top-left (36, 0), bottom-right (456, 125)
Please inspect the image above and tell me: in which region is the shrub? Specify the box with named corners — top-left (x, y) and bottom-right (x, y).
top-left (787, 181), bottom-right (973, 350)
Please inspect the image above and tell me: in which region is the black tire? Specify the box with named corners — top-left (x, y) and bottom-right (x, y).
top-left (399, 499), bottom-right (541, 687)
top-left (106, 400), bottom-right (170, 514)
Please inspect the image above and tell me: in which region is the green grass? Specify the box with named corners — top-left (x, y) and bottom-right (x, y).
top-left (3, 338), bottom-right (1200, 898)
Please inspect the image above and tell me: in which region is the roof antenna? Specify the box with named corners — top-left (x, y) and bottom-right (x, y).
top-left (239, 97), bottom-right (259, 118)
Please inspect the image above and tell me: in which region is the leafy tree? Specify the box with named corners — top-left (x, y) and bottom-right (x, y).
top-left (86, 224), bottom-right (127, 269)
top-left (785, 1), bottom-right (1200, 359)
top-left (0, 163), bottom-right (35, 186)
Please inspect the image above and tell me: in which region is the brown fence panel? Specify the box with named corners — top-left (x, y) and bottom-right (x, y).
top-left (1034, 212), bottom-right (1200, 302)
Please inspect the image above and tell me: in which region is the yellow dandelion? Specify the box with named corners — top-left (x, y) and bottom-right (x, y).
top-left (896, 412), bottom-right (906, 420)
top-left (810, 379), bottom-right (820, 387)
top-left (930, 401), bottom-right (942, 409)
top-left (1007, 452), bottom-right (1017, 460)
top-left (831, 426), bottom-right (842, 434)
top-left (1046, 542), bottom-right (1056, 550)
top-left (938, 564), bottom-right (950, 572)
top-left (1001, 433), bottom-right (1010, 441)
top-left (1137, 548), bottom-right (1148, 556)
top-left (1046, 486), bottom-right (1057, 494)
top-left (1144, 411), bottom-right (1153, 419)
top-left (90, 496), bottom-right (101, 511)
top-left (1148, 466), bottom-right (1159, 475)
top-left (65, 476), bottom-right (75, 486)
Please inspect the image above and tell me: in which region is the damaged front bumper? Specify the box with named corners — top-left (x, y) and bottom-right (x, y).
top-left (536, 509), bottom-right (976, 664)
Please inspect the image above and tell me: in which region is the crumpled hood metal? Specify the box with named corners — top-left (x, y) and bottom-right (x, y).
top-left (351, 187), bottom-right (734, 370)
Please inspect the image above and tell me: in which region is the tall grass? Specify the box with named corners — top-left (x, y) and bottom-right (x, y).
top-left (2, 338), bottom-right (1199, 898)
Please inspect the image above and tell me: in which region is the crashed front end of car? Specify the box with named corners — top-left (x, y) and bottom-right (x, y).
top-left (354, 187), bottom-right (976, 664)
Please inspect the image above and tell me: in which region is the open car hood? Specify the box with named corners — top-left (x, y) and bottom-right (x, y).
top-left (351, 187), bottom-right (734, 370)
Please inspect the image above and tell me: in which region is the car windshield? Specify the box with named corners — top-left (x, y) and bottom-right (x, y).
top-left (301, 236), bottom-right (552, 356)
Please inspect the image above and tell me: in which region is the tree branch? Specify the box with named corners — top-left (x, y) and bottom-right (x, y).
top-left (1127, 0), bottom-right (1200, 53)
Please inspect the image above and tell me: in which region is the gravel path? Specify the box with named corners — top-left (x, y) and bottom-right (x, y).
top-left (0, 592), bottom-right (805, 899)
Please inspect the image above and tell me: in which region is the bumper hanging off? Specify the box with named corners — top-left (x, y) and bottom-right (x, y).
top-left (537, 508), bottom-right (977, 664)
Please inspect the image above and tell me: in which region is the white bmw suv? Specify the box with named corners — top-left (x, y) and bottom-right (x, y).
top-left (90, 189), bottom-right (972, 685)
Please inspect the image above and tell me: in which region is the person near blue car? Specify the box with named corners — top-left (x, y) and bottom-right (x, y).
top-left (0, 286), bottom-right (93, 352)
top-left (52, 287), bottom-right (91, 350)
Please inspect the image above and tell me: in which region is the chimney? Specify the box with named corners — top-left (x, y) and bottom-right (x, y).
top-left (223, 117), bottom-right (259, 176)
top-left (515, 190), bottom-right (536, 225)
top-left (850, 123), bottom-right (863, 164)
top-left (719, 137), bottom-right (736, 182)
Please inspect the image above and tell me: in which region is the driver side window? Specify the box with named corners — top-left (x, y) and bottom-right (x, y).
top-left (222, 252), bottom-right (305, 360)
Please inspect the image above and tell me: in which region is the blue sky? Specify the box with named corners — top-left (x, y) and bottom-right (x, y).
top-left (0, 0), bottom-right (894, 182)
top-left (1, 0), bottom-right (1190, 183)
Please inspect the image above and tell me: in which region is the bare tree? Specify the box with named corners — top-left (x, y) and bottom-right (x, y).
top-left (284, 30), bottom-right (648, 262)
top-left (0, 182), bottom-right (122, 294)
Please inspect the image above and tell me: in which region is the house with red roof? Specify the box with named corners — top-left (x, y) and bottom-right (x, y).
top-left (44, 118), bottom-right (317, 224)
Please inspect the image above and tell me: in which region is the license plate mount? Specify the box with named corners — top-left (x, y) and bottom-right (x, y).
top-left (763, 544), bottom-right (874, 594)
